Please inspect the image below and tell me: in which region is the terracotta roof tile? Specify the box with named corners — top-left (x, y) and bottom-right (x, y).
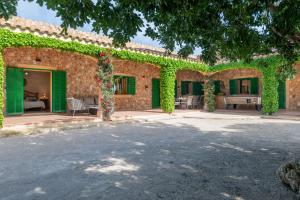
top-left (0, 17), bottom-right (201, 62)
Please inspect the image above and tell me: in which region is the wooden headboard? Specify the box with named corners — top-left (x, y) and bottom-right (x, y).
top-left (24, 90), bottom-right (39, 99)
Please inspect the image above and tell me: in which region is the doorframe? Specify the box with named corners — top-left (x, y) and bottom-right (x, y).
top-left (18, 67), bottom-right (52, 113)
top-left (24, 68), bottom-right (52, 112)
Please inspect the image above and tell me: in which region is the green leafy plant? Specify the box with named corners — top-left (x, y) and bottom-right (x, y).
top-left (277, 64), bottom-right (297, 81)
top-left (203, 80), bottom-right (216, 112)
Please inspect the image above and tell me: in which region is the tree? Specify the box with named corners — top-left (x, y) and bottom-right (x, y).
top-left (0, 0), bottom-right (299, 65)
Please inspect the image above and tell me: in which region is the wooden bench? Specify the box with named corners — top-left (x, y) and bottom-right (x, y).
top-left (224, 96), bottom-right (262, 111)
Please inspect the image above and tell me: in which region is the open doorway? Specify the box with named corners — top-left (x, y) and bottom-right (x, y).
top-left (24, 70), bottom-right (51, 113)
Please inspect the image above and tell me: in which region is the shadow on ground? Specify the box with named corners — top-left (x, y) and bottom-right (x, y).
top-left (0, 118), bottom-right (299, 200)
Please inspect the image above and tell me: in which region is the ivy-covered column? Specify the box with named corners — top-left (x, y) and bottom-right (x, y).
top-left (0, 50), bottom-right (3, 127)
top-left (261, 66), bottom-right (279, 115)
top-left (203, 79), bottom-right (216, 112)
top-left (160, 65), bottom-right (176, 113)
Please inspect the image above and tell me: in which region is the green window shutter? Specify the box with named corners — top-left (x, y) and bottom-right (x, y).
top-left (278, 80), bottom-right (286, 109)
top-left (229, 79), bottom-right (238, 95)
top-left (127, 76), bottom-right (136, 95)
top-left (192, 82), bottom-right (202, 95)
top-left (6, 67), bottom-right (24, 115)
top-left (181, 81), bottom-right (189, 95)
top-left (174, 80), bottom-right (178, 98)
top-left (52, 70), bottom-right (66, 112)
top-left (250, 78), bottom-right (259, 95)
top-left (214, 80), bottom-right (221, 95)
top-left (152, 79), bottom-right (160, 108)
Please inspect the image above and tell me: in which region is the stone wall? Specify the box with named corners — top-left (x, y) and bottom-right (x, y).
top-left (113, 59), bottom-right (160, 110)
top-left (3, 47), bottom-right (160, 112)
top-left (210, 68), bottom-right (262, 109)
top-left (176, 70), bottom-right (205, 96)
top-left (286, 63), bottom-right (300, 110)
top-left (4, 47), bottom-right (99, 98)
top-left (210, 68), bottom-right (262, 95)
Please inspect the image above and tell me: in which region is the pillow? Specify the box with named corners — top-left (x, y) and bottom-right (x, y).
top-left (26, 96), bottom-right (37, 101)
top-left (84, 97), bottom-right (95, 105)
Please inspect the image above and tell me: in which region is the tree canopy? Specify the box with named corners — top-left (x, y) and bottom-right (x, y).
top-left (0, 0), bottom-right (299, 65)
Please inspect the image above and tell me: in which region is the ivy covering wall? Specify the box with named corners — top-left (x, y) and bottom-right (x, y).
top-left (0, 28), bottom-right (291, 126)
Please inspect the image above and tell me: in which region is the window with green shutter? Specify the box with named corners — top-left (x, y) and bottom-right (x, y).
top-left (52, 70), bottom-right (66, 112)
top-left (127, 76), bottom-right (136, 95)
top-left (113, 75), bottom-right (136, 95)
top-left (230, 78), bottom-right (259, 95)
top-left (192, 81), bottom-right (202, 95)
top-left (6, 67), bottom-right (24, 115)
top-left (181, 81), bottom-right (190, 95)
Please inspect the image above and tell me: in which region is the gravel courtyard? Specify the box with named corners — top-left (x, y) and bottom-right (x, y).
top-left (0, 113), bottom-right (300, 200)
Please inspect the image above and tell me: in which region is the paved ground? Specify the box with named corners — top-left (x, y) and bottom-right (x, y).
top-left (0, 112), bottom-right (300, 200)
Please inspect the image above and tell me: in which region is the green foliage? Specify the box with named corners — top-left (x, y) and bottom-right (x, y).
top-left (261, 66), bottom-right (279, 115)
top-left (277, 64), bottom-right (297, 81)
top-left (203, 80), bottom-right (216, 112)
top-left (160, 66), bottom-right (176, 113)
top-left (1, 1), bottom-right (299, 65)
top-left (0, 28), bottom-right (294, 127)
top-left (0, 0), bottom-right (17, 20)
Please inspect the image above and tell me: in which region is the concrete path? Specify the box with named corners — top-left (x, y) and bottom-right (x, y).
top-left (0, 113), bottom-right (299, 199)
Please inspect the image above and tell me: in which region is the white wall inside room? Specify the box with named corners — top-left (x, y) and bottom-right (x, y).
top-left (24, 70), bottom-right (50, 99)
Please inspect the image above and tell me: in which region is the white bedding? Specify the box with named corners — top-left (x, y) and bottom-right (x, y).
top-left (24, 100), bottom-right (45, 110)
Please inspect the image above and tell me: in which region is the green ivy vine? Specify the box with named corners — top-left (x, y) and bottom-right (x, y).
top-left (0, 28), bottom-right (296, 127)
top-left (203, 80), bottom-right (216, 112)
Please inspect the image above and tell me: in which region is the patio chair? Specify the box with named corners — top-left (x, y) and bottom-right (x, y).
top-left (67, 97), bottom-right (88, 116)
top-left (192, 96), bottom-right (201, 108)
top-left (180, 97), bottom-right (188, 109)
top-left (187, 96), bottom-right (193, 109)
top-left (174, 98), bottom-right (180, 108)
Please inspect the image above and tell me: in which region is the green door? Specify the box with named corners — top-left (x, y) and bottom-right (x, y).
top-left (174, 80), bottom-right (178, 98)
top-left (152, 78), bottom-right (160, 108)
top-left (278, 80), bottom-right (286, 109)
top-left (52, 70), bottom-right (66, 112)
top-left (6, 67), bottom-right (24, 115)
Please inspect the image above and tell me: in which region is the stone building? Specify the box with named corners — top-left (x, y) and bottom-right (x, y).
top-left (1, 17), bottom-right (299, 118)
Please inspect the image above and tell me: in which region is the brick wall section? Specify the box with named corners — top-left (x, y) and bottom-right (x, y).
top-left (176, 70), bottom-right (206, 96)
top-left (286, 63), bottom-right (300, 110)
top-left (113, 59), bottom-right (160, 110)
top-left (210, 68), bottom-right (262, 95)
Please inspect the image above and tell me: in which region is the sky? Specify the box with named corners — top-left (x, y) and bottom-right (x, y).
top-left (16, 1), bottom-right (202, 55)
